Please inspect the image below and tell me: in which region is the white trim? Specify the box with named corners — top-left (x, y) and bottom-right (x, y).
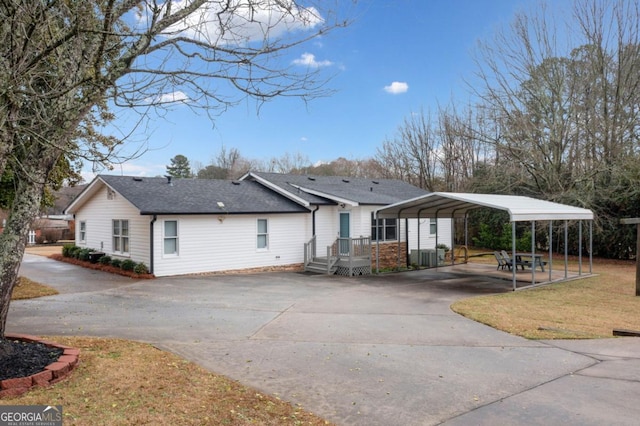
top-left (163, 220), bottom-right (179, 257)
top-left (256, 218), bottom-right (269, 251)
top-left (289, 184), bottom-right (359, 207)
top-left (79, 221), bottom-right (86, 243)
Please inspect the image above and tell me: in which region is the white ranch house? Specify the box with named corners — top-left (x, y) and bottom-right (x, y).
top-left (65, 172), bottom-right (452, 277)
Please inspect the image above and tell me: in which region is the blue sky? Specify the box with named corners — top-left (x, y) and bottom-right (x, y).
top-left (94, 0), bottom-right (541, 180)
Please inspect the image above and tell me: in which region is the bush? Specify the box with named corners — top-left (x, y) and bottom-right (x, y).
top-left (110, 258), bottom-right (122, 268)
top-left (42, 228), bottom-right (62, 243)
top-left (78, 248), bottom-right (92, 262)
top-left (69, 246), bottom-right (82, 259)
top-left (62, 244), bottom-right (75, 257)
top-left (121, 259), bottom-right (136, 271)
top-left (98, 255), bottom-right (112, 265)
top-left (133, 262), bottom-right (149, 275)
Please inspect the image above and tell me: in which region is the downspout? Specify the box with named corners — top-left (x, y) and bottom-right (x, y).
top-left (150, 215), bottom-right (157, 275)
top-left (405, 218), bottom-right (409, 268)
top-left (311, 205), bottom-right (319, 236)
top-left (375, 210), bottom-right (380, 274)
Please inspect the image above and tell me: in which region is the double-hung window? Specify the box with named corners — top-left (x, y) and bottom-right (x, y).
top-left (257, 219), bottom-right (268, 249)
top-left (79, 221), bottom-right (86, 243)
top-left (113, 219), bottom-right (129, 254)
top-left (164, 220), bottom-right (178, 255)
top-left (429, 218), bottom-right (437, 235)
top-left (371, 214), bottom-right (397, 241)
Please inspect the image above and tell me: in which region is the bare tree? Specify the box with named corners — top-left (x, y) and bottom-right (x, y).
top-left (0, 0), bottom-right (352, 336)
top-left (469, 0), bottom-right (640, 256)
top-left (375, 110), bottom-right (441, 190)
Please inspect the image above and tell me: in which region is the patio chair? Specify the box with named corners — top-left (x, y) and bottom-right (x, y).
top-left (494, 251), bottom-right (509, 270)
top-left (501, 250), bottom-right (525, 270)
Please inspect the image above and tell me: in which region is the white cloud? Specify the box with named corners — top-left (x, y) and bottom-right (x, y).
top-left (292, 53), bottom-right (333, 68)
top-left (384, 81), bottom-right (409, 94)
top-left (156, 91), bottom-right (190, 104)
top-left (148, 1), bottom-right (323, 46)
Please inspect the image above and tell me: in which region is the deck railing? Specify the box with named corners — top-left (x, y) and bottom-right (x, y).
top-left (304, 235), bottom-right (317, 268)
top-left (306, 236), bottom-right (372, 275)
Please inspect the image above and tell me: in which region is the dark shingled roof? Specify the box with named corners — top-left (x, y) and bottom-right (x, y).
top-left (249, 172), bottom-right (429, 205)
top-left (98, 175), bottom-right (310, 215)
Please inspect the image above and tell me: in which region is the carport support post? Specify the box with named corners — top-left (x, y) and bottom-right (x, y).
top-left (531, 221), bottom-right (536, 284)
top-left (620, 218), bottom-right (640, 296)
top-left (548, 221), bottom-right (553, 282)
top-left (512, 221), bottom-right (517, 291)
top-left (564, 220), bottom-right (569, 279)
top-left (578, 221), bottom-right (583, 275)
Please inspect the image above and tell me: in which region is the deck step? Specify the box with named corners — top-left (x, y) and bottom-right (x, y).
top-left (305, 260), bottom-right (337, 275)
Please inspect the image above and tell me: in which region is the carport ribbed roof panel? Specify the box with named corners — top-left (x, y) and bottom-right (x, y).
top-left (376, 192), bottom-right (594, 222)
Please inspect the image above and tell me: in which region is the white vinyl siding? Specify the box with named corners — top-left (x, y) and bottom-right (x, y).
top-left (407, 217), bottom-right (453, 251)
top-left (163, 220), bottom-right (178, 255)
top-left (73, 185), bottom-right (149, 264)
top-left (152, 213), bottom-right (309, 277)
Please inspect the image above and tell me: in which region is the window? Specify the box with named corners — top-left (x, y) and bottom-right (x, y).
top-left (257, 219), bottom-right (268, 249)
top-left (429, 218), bottom-right (437, 235)
top-left (371, 214), bottom-right (397, 241)
top-left (79, 221), bottom-right (86, 242)
top-left (164, 220), bottom-right (178, 255)
top-left (113, 220), bottom-right (129, 253)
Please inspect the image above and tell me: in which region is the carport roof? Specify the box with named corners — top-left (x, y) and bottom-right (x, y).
top-left (376, 192), bottom-right (594, 222)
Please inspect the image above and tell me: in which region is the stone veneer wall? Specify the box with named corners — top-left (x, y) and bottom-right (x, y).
top-left (372, 242), bottom-right (407, 270)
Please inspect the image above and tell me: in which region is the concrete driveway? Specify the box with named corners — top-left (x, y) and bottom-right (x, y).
top-left (9, 254), bottom-right (640, 425)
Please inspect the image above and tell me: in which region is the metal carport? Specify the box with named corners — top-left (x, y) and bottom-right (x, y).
top-left (375, 192), bottom-right (595, 290)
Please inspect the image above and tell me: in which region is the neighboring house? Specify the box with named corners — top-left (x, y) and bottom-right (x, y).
top-left (65, 173), bottom-right (452, 277)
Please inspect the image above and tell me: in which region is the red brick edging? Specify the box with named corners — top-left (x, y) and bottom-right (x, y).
top-left (0, 333), bottom-right (80, 398)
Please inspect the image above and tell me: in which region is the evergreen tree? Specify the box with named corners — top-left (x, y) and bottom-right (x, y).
top-left (166, 155), bottom-right (192, 178)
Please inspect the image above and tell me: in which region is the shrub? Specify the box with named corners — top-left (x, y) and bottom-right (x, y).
top-left (121, 259), bottom-right (136, 271)
top-left (99, 255), bottom-right (112, 265)
top-left (69, 246), bottom-right (82, 259)
top-left (42, 228), bottom-right (62, 243)
top-left (110, 258), bottom-right (122, 268)
top-left (62, 244), bottom-right (75, 257)
top-left (133, 262), bottom-right (149, 275)
top-left (78, 248), bottom-right (92, 262)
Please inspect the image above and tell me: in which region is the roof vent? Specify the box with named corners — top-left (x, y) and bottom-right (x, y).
top-left (132, 177), bottom-right (143, 182)
top-left (232, 180), bottom-right (241, 185)
top-left (307, 176), bottom-right (316, 181)
top-left (165, 175), bottom-right (173, 186)
top-left (372, 180), bottom-right (379, 184)
top-left (342, 179), bottom-right (350, 183)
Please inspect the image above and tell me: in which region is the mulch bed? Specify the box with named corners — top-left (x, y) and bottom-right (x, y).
top-left (0, 339), bottom-right (63, 381)
top-left (49, 254), bottom-right (154, 279)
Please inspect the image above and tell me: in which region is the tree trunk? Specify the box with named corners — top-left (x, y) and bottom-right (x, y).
top-left (0, 169), bottom-right (48, 338)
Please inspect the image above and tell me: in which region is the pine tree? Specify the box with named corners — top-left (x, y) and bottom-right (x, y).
top-left (166, 155), bottom-right (192, 178)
